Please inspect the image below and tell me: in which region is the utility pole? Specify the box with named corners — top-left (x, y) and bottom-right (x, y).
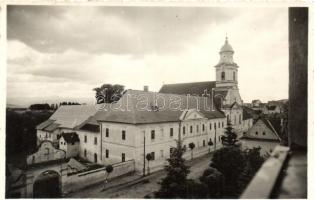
top-left (214, 123), bottom-right (217, 151)
top-left (143, 132), bottom-right (146, 176)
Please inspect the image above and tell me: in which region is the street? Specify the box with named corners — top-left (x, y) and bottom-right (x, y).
top-left (66, 153), bottom-right (213, 198)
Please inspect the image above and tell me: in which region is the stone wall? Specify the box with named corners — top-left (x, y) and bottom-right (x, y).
top-left (63, 160), bottom-right (135, 194)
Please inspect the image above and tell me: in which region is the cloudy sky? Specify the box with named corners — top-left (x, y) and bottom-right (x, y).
top-left (7, 6), bottom-right (288, 106)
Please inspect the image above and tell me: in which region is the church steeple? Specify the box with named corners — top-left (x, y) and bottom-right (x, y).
top-left (219, 37), bottom-right (234, 64)
top-left (215, 37), bottom-right (238, 88)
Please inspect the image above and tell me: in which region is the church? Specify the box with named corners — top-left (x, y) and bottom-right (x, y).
top-left (31, 37), bottom-right (253, 176)
top-left (160, 37), bottom-right (244, 133)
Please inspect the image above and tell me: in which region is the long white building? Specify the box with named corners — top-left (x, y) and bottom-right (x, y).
top-left (34, 38), bottom-right (253, 174)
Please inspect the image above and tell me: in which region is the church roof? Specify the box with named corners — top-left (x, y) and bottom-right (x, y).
top-left (95, 89), bottom-right (225, 124)
top-left (220, 37), bottom-right (234, 53)
top-left (159, 81), bottom-right (216, 96)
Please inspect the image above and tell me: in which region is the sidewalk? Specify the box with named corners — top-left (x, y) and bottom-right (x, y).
top-left (65, 151), bottom-right (214, 198)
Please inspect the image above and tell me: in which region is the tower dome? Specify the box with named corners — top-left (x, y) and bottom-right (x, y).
top-left (220, 37), bottom-right (234, 53)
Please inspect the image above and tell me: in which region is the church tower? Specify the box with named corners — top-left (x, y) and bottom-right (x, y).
top-left (215, 37), bottom-right (238, 88)
top-left (214, 37), bottom-right (242, 106)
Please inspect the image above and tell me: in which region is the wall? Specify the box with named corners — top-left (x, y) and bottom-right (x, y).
top-left (101, 123), bottom-right (138, 165)
top-left (246, 119), bottom-right (278, 140)
top-left (59, 137), bottom-right (79, 158)
top-left (26, 141), bottom-right (66, 165)
top-left (63, 160), bottom-right (135, 194)
top-left (76, 130), bottom-right (101, 163)
top-left (241, 139), bottom-right (279, 156)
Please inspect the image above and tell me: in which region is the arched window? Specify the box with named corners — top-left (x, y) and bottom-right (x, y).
top-left (233, 71), bottom-right (236, 81)
top-left (221, 71), bottom-right (225, 81)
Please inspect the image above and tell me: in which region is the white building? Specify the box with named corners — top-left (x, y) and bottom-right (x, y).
top-left (241, 118), bottom-right (281, 156)
top-left (34, 37), bottom-right (253, 174)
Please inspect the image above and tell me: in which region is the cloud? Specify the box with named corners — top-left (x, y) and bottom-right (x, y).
top-left (8, 6), bottom-right (238, 55)
top-left (7, 6), bottom-right (289, 106)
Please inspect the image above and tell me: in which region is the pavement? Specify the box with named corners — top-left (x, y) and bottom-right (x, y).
top-left (65, 152), bottom-right (213, 198)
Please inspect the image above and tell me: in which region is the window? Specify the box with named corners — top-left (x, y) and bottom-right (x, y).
top-left (45, 148), bottom-right (49, 156)
top-left (170, 128), bottom-right (173, 137)
top-left (122, 130), bottom-right (126, 140)
top-left (256, 131), bottom-right (258, 135)
top-left (202, 124), bottom-right (205, 132)
top-left (239, 114), bottom-right (242, 124)
top-left (151, 130), bottom-right (155, 140)
top-left (196, 125), bottom-right (199, 133)
top-left (233, 71), bottom-right (236, 81)
top-left (214, 123), bottom-right (216, 129)
top-left (160, 150), bottom-right (164, 158)
top-left (122, 153), bottom-right (125, 162)
top-left (106, 149), bottom-right (109, 158)
top-left (218, 122), bottom-right (220, 128)
top-left (45, 133), bottom-right (48, 138)
top-left (84, 149), bottom-right (87, 157)
top-left (94, 153), bottom-right (97, 163)
top-left (106, 128), bottom-right (109, 137)
top-left (190, 125), bottom-right (193, 133)
top-left (94, 137), bottom-right (97, 145)
top-left (183, 126), bottom-right (186, 135)
top-left (263, 132), bottom-right (266, 135)
top-left (203, 140), bottom-right (205, 147)
top-left (151, 152), bottom-right (155, 160)
top-left (84, 135), bottom-right (87, 143)
top-left (210, 123), bottom-right (212, 130)
top-left (222, 122), bottom-right (224, 128)
top-left (221, 71), bottom-right (225, 81)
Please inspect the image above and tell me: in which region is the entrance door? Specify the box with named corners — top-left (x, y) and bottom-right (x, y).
top-left (33, 170), bottom-right (61, 198)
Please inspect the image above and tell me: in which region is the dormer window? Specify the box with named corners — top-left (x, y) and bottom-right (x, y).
top-left (221, 71), bottom-right (225, 81)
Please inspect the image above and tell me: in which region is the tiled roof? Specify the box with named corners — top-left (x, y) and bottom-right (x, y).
top-left (159, 81), bottom-right (216, 96)
top-left (95, 89), bottom-right (225, 124)
top-left (36, 119), bottom-right (55, 130)
top-left (61, 132), bottom-right (80, 144)
top-left (49, 105), bottom-right (99, 129)
top-left (267, 118), bottom-right (282, 137)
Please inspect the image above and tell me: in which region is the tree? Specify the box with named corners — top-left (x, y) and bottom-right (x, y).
top-left (199, 167), bottom-right (225, 198)
top-left (221, 121), bottom-right (238, 147)
top-left (154, 139), bottom-right (190, 198)
top-left (93, 84), bottom-right (125, 104)
top-left (188, 142), bottom-right (195, 160)
top-left (146, 153), bottom-right (153, 175)
top-left (238, 147), bottom-right (265, 193)
top-left (210, 147), bottom-right (245, 196)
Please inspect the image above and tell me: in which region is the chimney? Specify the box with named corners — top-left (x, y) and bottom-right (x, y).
top-left (144, 85), bottom-right (149, 92)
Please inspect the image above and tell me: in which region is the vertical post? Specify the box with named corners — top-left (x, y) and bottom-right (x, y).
top-left (143, 132), bottom-right (146, 176)
top-left (288, 7), bottom-right (308, 150)
top-left (214, 124), bottom-right (217, 151)
top-left (100, 123), bottom-right (102, 161)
